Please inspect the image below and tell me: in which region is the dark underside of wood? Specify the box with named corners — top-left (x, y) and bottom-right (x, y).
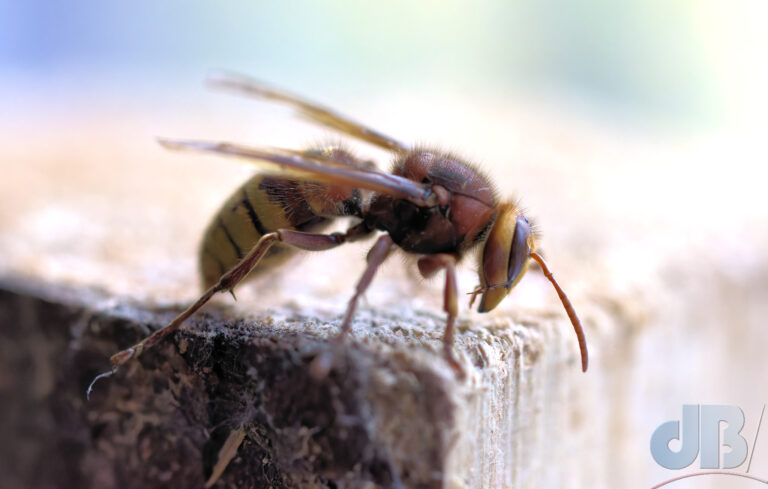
top-left (0, 277), bottom-right (461, 489)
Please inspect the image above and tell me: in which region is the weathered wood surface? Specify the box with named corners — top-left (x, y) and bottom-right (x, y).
top-left (0, 272), bottom-right (604, 489)
top-left (1, 90), bottom-right (767, 489)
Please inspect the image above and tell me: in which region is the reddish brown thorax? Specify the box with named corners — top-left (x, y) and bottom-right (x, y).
top-left (368, 150), bottom-right (497, 255)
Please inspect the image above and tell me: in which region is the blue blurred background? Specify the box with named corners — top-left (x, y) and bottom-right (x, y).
top-left (3, 0), bottom-right (765, 130)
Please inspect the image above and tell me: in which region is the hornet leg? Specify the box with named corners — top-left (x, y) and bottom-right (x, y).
top-left (417, 254), bottom-right (463, 376)
top-left (338, 234), bottom-right (395, 337)
top-left (309, 234), bottom-right (394, 378)
top-left (107, 228), bottom-right (356, 371)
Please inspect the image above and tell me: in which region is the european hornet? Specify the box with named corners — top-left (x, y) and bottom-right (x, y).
top-left (91, 73), bottom-right (587, 393)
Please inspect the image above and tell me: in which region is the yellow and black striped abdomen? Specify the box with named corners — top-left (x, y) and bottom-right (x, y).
top-left (199, 174), bottom-right (330, 288)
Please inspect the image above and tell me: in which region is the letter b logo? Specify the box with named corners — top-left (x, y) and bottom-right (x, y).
top-left (650, 404), bottom-right (748, 470)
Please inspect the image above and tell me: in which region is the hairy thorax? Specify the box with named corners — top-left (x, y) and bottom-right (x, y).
top-left (366, 150), bottom-right (497, 257)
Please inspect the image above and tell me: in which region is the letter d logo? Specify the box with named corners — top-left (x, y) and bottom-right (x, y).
top-left (650, 404), bottom-right (700, 469)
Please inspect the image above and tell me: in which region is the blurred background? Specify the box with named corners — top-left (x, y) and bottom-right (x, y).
top-left (2, 1), bottom-right (768, 488)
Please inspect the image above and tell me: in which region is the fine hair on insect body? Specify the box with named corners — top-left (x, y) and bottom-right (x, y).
top-left (88, 73), bottom-right (588, 396)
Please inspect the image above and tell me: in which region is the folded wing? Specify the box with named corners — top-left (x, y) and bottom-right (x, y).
top-left (207, 72), bottom-right (410, 153)
top-left (159, 138), bottom-right (431, 203)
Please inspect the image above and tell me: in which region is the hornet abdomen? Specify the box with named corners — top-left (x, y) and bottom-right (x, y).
top-left (199, 175), bottom-right (330, 288)
top-left (199, 147), bottom-right (367, 288)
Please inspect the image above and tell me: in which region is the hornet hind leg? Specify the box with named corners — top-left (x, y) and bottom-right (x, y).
top-left (88, 226), bottom-right (369, 397)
